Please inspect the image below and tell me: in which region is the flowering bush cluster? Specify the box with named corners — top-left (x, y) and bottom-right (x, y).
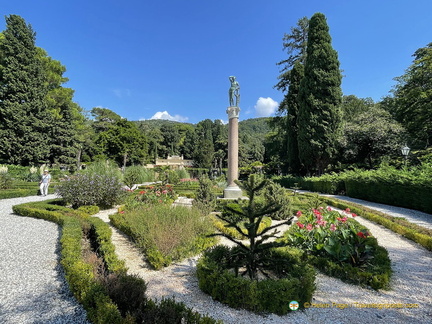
top-left (56, 173), bottom-right (124, 208)
top-left (286, 207), bottom-right (374, 266)
top-left (132, 184), bottom-right (176, 205)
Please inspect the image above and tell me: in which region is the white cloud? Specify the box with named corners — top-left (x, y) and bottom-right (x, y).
top-left (254, 97), bottom-right (278, 117)
top-left (148, 111), bottom-right (189, 122)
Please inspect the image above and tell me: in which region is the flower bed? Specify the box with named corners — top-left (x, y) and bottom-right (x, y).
top-left (281, 207), bottom-right (392, 289)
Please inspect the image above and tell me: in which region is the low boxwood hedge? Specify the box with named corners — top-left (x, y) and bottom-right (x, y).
top-left (13, 199), bottom-right (221, 323)
top-left (12, 200), bottom-right (125, 323)
top-left (196, 245), bottom-right (316, 315)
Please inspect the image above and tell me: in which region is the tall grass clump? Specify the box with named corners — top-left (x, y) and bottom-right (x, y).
top-left (110, 204), bottom-right (216, 269)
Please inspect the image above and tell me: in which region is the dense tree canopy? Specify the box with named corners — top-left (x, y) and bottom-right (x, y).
top-left (0, 15), bottom-right (50, 165)
top-left (386, 43), bottom-right (432, 148)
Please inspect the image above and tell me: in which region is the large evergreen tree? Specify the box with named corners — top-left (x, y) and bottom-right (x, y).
top-left (297, 13), bottom-right (342, 174)
top-left (285, 61), bottom-right (304, 173)
top-left (272, 17), bottom-right (309, 174)
top-left (388, 43), bottom-right (432, 148)
top-left (0, 15), bottom-right (50, 165)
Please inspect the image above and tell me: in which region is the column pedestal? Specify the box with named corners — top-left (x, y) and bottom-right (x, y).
top-left (224, 106), bottom-right (242, 199)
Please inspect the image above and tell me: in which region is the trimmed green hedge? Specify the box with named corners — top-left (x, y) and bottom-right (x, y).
top-left (345, 179), bottom-right (432, 214)
top-left (273, 166), bottom-right (432, 214)
top-left (12, 200), bottom-right (125, 323)
top-left (12, 199), bottom-right (221, 324)
top-left (197, 245), bottom-right (316, 315)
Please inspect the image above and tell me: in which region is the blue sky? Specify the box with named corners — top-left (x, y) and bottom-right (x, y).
top-left (1, 1), bottom-right (431, 124)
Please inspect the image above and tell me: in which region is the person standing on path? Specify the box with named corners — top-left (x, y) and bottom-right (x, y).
top-left (39, 169), bottom-right (51, 196)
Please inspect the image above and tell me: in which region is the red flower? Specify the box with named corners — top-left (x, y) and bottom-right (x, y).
top-left (337, 217), bottom-right (347, 223)
top-left (306, 224), bottom-right (313, 231)
top-left (139, 190), bottom-right (146, 195)
top-left (296, 222), bottom-right (304, 229)
top-left (119, 211), bottom-right (125, 214)
top-left (357, 231), bottom-right (367, 239)
top-left (351, 213), bottom-right (357, 217)
top-left (296, 211), bottom-right (302, 217)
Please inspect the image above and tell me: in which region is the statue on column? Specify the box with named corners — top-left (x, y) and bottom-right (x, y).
top-left (228, 76), bottom-right (240, 107)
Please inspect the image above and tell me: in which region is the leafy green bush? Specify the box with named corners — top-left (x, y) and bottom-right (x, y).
top-left (197, 245), bottom-right (315, 315)
top-left (260, 180), bottom-right (293, 220)
top-left (123, 165), bottom-right (149, 189)
top-left (110, 204), bottom-right (216, 269)
top-left (56, 172), bottom-right (124, 208)
top-left (192, 175), bottom-right (217, 215)
top-left (0, 172), bottom-right (13, 189)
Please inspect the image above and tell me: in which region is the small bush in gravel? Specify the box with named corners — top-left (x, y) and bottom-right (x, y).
top-left (192, 175), bottom-right (217, 215)
top-left (197, 245), bottom-right (316, 314)
top-left (56, 173), bottom-right (124, 208)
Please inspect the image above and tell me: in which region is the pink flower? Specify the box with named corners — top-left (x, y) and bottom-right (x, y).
top-left (119, 211), bottom-right (125, 214)
top-left (330, 224), bottom-right (337, 231)
top-left (306, 224), bottom-right (313, 231)
top-left (337, 217), bottom-right (347, 223)
top-left (345, 208), bottom-right (351, 213)
top-left (351, 213), bottom-right (357, 217)
top-left (162, 190), bottom-right (168, 194)
top-left (296, 211), bottom-right (302, 217)
top-left (327, 206), bottom-right (332, 211)
top-left (296, 222), bottom-right (304, 229)
top-left (317, 220), bottom-right (327, 226)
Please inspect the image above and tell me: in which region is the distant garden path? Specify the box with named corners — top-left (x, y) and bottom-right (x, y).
top-left (95, 199), bottom-right (432, 324)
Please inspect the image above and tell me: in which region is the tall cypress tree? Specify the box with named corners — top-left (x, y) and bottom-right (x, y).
top-left (0, 15), bottom-right (50, 165)
top-left (297, 13), bottom-right (342, 174)
top-left (285, 61), bottom-right (304, 173)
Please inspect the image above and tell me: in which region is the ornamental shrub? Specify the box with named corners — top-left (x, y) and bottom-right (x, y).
top-left (192, 175), bottom-right (216, 215)
top-left (123, 165), bottom-right (148, 189)
top-left (56, 172), bottom-right (124, 208)
top-left (197, 245), bottom-right (316, 314)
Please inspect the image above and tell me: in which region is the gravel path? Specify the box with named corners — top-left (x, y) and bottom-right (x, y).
top-left (2, 194), bottom-right (431, 324)
top-left (316, 192), bottom-right (432, 230)
top-left (95, 200), bottom-right (432, 324)
top-left (0, 195), bottom-right (88, 324)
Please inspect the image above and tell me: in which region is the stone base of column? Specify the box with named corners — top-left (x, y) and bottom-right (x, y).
top-left (223, 185), bottom-right (243, 199)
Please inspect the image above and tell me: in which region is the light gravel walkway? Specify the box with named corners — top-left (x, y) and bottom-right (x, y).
top-left (95, 200), bottom-right (432, 324)
top-left (0, 195), bottom-right (88, 324)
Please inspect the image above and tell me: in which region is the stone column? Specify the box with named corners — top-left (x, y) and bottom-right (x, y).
top-left (224, 106), bottom-right (242, 199)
